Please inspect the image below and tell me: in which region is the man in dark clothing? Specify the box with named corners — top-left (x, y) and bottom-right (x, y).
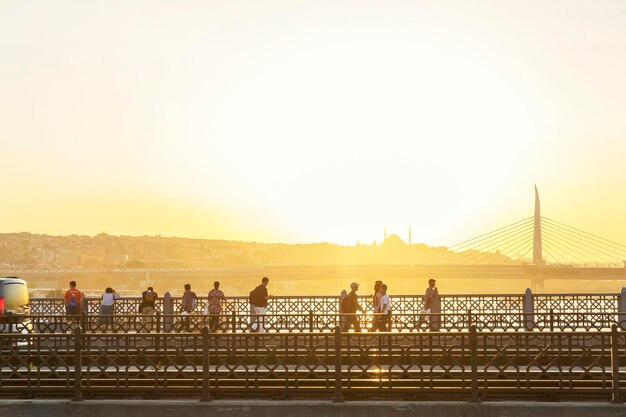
top-left (249, 277), bottom-right (269, 332)
top-left (139, 286), bottom-right (158, 330)
top-left (181, 283), bottom-right (198, 313)
top-left (140, 287), bottom-right (158, 314)
top-left (178, 283), bottom-right (198, 332)
top-left (341, 282), bottom-right (363, 332)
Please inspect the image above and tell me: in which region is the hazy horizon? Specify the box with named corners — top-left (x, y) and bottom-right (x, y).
top-left (2, 1), bottom-right (625, 247)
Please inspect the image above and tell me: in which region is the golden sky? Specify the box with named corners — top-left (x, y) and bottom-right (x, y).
top-left (1, 1), bottom-right (625, 246)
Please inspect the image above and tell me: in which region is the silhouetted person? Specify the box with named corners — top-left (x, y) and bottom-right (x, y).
top-left (181, 283), bottom-right (198, 314)
top-left (140, 287), bottom-right (158, 315)
top-left (338, 289), bottom-right (348, 329)
top-left (379, 284), bottom-right (391, 331)
top-left (178, 283), bottom-right (198, 332)
top-left (249, 277), bottom-right (269, 332)
top-left (207, 281), bottom-right (225, 331)
top-left (139, 286), bottom-right (158, 330)
top-left (341, 282), bottom-right (363, 332)
top-left (372, 280), bottom-right (383, 331)
top-left (421, 279), bottom-right (438, 326)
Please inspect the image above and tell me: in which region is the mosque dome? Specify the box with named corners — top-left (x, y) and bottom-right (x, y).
top-left (382, 234), bottom-right (406, 247)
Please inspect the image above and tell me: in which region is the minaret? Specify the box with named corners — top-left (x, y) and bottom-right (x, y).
top-left (532, 185), bottom-right (543, 265)
top-left (408, 226), bottom-right (412, 245)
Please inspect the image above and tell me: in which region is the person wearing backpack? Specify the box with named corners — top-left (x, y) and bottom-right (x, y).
top-left (249, 277), bottom-right (269, 332)
top-left (341, 282), bottom-right (364, 332)
top-left (64, 280), bottom-right (84, 318)
top-left (140, 287), bottom-right (158, 315)
top-left (139, 287), bottom-right (158, 329)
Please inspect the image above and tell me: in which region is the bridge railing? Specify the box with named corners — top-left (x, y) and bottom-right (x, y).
top-left (0, 327), bottom-right (624, 401)
top-left (5, 311), bottom-right (626, 336)
top-left (28, 290), bottom-right (625, 316)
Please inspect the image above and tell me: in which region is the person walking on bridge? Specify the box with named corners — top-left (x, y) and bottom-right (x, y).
top-left (421, 279), bottom-right (438, 326)
top-left (372, 280), bottom-right (383, 332)
top-left (340, 282), bottom-right (363, 332)
top-left (379, 284), bottom-right (391, 331)
top-left (249, 277), bottom-right (269, 332)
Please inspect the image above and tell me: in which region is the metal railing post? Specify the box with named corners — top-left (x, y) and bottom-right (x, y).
top-left (231, 311), bottom-right (237, 333)
top-left (309, 310), bottom-right (314, 333)
top-left (467, 309), bottom-right (472, 330)
top-left (6, 312), bottom-right (13, 333)
top-left (617, 287), bottom-right (626, 330)
top-left (523, 288), bottom-right (534, 331)
top-left (156, 311), bottom-right (161, 333)
top-left (610, 324), bottom-right (622, 403)
top-left (73, 326), bottom-right (82, 401)
top-left (163, 292), bottom-right (173, 332)
top-left (334, 326), bottom-right (343, 402)
top-left (549, 309), bottom-right (555, 332)
top-left (549, 309), bottom-right (555, 346)
top-left (469, 324), bottom-right (479, 403)
top-left (201, 327), bottom-right (211, 402)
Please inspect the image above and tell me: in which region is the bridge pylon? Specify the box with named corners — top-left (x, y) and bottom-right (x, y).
top-left (533, 185), bottom-right (543, 266)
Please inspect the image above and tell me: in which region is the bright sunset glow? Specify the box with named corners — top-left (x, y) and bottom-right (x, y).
top-left (1, 1), bottom-right (625, 247)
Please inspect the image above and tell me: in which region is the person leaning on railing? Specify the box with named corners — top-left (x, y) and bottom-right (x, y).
top-left (99, 287), bottom-right (120, 329)
top-left (139, 287), bottom-right (158, 328)
top-left (140, 287), bottom-right (158, 315)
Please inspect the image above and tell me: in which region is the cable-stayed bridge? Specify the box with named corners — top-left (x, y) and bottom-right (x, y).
top-left (441, 186), bottom-right (626, 268)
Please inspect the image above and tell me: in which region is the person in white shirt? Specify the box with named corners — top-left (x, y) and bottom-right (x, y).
top-left (379, 284), bottom-right (391, 332)
top-left (99, 287), bottom-right (121, 328)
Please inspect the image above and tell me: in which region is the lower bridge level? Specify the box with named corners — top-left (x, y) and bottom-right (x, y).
top-left (1, 329), bottom-right (625, 403)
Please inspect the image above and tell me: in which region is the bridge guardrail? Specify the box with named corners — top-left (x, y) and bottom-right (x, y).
top-left (28, 291), bottom-right (624, 317)
top-left (4, 311), bottom-right (626, 336)
top-left (0, 327), bottom-right (624, 401)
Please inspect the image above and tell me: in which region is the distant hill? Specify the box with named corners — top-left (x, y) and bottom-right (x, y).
top-left (0, 231), bottom-right (523, 270)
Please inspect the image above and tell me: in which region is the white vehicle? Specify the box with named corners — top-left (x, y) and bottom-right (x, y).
top-left (0, 277), bottom-right (33, 337)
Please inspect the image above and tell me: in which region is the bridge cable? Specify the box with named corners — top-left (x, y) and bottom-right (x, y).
top-left (452, 228), bottom-right (534, 265)
top-left (542, 216), bottom-right (626, 253)
top-left (541, 240), bottom-right (572, 264)
top-left (472, 235), bottom-right (535, 265)
top-left (541, 218), bottom-right (626, 260)
top-left (453, 220), bottom-right (534, 253)
top-left (541, 224), bottom-right (622, 264)
top-left (419, 218), bottom-right (533, 264)
top-left (541, 229), bottom-right (594, 264)
top-left (447, 217), bottom-right (534, 251)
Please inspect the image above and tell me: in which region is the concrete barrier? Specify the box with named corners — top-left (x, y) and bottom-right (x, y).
top-left (1, 400), bottom-right (625, 417)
